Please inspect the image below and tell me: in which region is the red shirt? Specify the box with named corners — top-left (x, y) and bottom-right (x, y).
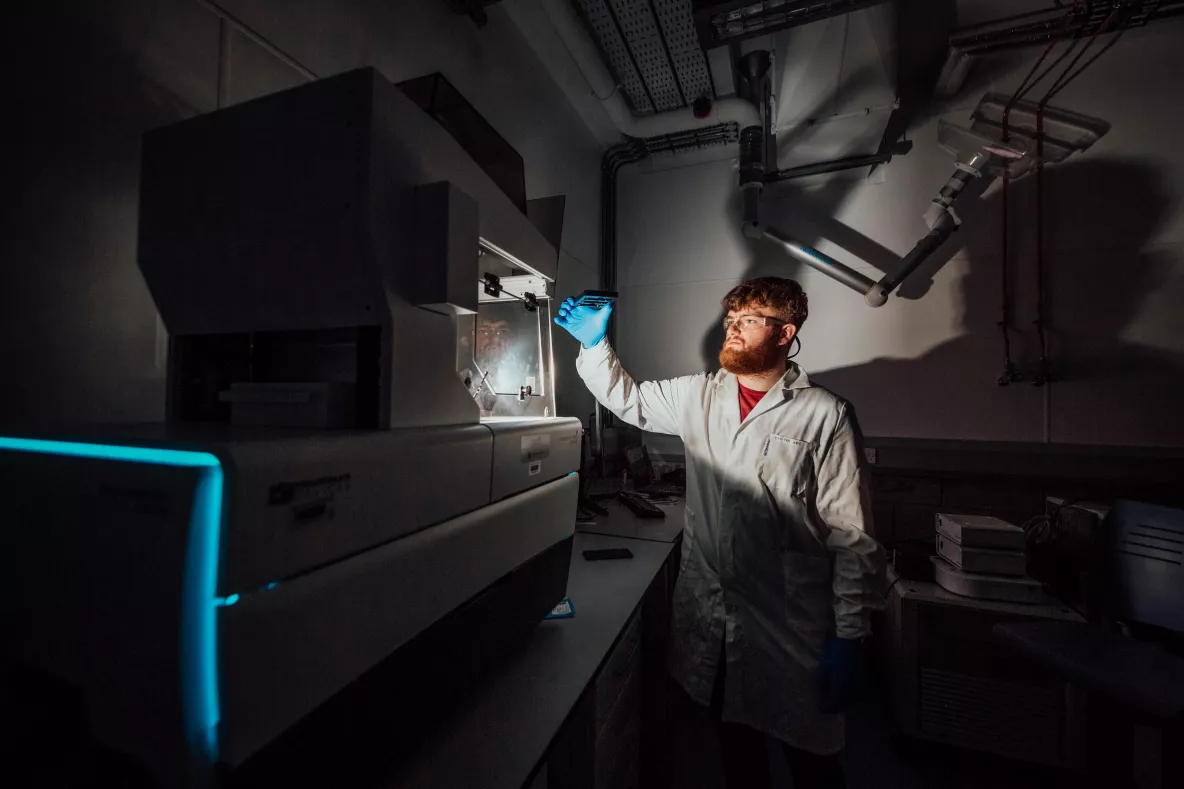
top-left (738, 382), bottom-right (769, 421)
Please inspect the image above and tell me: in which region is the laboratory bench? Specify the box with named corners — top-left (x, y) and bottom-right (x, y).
top-left (576, 496), bottom-right (686, 544)
top-left (217, 496), bottom-right (684, 789)
top-left (388, 496), bottom-right (685, 789)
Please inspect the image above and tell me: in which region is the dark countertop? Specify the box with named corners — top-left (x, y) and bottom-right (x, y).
top-left (576, 496), bottom-right (686, 543)
top-left (389, 524), bottom-right (679, 789)
top-left (862, 436), bottom-right (1184, 483)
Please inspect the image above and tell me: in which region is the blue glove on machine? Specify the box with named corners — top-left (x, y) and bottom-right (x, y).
top-left (554, 296), bottom-right (613, 349)
top-left (818, 637), bottom-right (867, 714)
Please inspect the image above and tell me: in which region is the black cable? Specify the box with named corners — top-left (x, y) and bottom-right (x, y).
top-left (1023, 496), bottom-right (1085, 545)
top-left (883, 575), bottom-right (908, 600)
top-left (594, 123), bottom-right (737, 445)
top-left (1028, 7), bottom-right (1122, 387)
top-left (1015, 28), bottom-right (1085, 103)
top-left (1046, 26), bottom-right (1128, 101)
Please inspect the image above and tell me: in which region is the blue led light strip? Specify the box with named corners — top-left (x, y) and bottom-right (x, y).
top-left (0, 437), bottom-right (225, 763)
top-left (0, 437), bottom-right (220, 468)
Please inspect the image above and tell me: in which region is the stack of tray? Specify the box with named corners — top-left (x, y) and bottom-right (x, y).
top-left (933, 514), bottom-right (1043, 604)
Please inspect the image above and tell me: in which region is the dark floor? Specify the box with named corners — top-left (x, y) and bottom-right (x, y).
top-left (664, 680), bottom-right (1073, 789)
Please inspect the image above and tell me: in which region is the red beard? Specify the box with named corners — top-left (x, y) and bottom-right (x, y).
top-left (719, 332), bottom-right (785, 375)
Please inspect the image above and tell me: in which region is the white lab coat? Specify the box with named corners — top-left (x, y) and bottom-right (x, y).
top-left (576, 339), bottom-right (885, 754)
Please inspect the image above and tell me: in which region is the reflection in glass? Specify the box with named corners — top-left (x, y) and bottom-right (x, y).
top-left (457, 300), bottom-right (552, 419)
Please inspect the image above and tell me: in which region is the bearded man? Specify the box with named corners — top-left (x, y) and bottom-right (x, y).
top-left (555, 276), bottom-right (885, 789)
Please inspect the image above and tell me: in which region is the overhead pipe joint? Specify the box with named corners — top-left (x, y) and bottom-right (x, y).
top-left (739, 125), bottom-right (765, 239)
top-left (737, 52), bottom-right (878, 299)
top-left (739, 101), bottom-right (991, 306)
top-left (737, 50), bottom-right (772, 102)
top-left (863, 150), bottom-right (989, 307)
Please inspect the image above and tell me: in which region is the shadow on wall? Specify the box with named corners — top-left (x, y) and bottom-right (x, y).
top-left (0, 5), bottom-right (193, 429)
top-left (699, 159), bottom-right (1182, 444)
top-left (696, 146), bottom-right (1000, 377)
top-left (818, 159), bottom-right (1181, 444)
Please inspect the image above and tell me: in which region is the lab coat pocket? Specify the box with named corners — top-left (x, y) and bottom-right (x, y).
top-left (781, 551), bottom-right (833, 641)
top-left (759, 434), bottom-right (815, 499)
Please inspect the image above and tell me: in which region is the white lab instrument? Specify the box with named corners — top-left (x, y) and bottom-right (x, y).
top-left (936, 531), bottom-right (1027, 576)
top-left (931, 557), bottom-right (1046, 604)
top-left (0, 68), bottom-right (579, 787)
top-left (936, 513), bottom-right (1027, 550)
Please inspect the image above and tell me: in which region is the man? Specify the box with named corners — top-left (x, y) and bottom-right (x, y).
top-left (555, 277), bottom-right (884, 789)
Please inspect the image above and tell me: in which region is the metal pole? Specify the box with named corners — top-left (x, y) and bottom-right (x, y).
top-left (761, 226), bottom-right (875, 295)
top-left (864, 213), bottom-right (957, 307)
top-left (764, 152), bottom-right (893, 182)
top-left (865, 150), bottom-right (989, 307)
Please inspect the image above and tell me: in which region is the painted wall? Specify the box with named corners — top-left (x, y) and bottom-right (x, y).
top-left (0, 0), bottom-right (602, 428)
top-left (613, 12), bottom-right (1184, 450)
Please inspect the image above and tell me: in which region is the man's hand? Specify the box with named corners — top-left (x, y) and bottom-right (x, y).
top-left (554, 297), bottom-right (612, 349)
top-left (818, 637), bottom-right (866, 714)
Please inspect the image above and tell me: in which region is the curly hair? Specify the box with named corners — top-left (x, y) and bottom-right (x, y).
top-left (721, 276), bottom-right (808, 330)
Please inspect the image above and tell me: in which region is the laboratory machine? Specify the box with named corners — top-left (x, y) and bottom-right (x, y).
top-left (0, 68), bottom-right (580, 787)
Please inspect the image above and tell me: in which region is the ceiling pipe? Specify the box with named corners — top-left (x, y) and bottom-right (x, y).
top-left (934, 1), bottom-right (1184, 97)
top-left (505, 0), bottom-right (759, 145)
top-left (593, 122), bottom-right (737, 471)
top-left (763, 151), bottom-right (897, 181)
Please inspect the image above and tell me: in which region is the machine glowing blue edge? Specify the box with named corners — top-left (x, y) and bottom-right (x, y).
top-left (0, 436), bottom-right (225, 763)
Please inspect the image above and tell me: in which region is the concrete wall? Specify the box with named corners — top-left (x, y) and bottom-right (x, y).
top-left (0, 0), bottom-right (602, 428)
top-left (613, 12), bottom-right (1184, 450)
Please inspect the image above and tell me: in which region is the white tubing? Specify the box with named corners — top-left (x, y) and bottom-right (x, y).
top-left (510, 0), bottom-right (759, 142)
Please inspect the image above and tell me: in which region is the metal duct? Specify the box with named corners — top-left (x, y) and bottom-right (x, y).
top-left (692, 0), bottom-right (891, 47)
top-left (935, 0), bottom-right (1184, 98)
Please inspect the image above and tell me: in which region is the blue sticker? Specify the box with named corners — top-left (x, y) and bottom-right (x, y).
top-left (545, 597), bottom-right (575, 619)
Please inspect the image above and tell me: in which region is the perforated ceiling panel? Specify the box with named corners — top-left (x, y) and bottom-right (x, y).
top-left (575, 0), bottom-right (655, 114)
top-left (652, 0), bottom-right (715, 105)
top-left (573, 0), bottom-right (716, 116)
top-left (610, 0), bottom-right (682, 111)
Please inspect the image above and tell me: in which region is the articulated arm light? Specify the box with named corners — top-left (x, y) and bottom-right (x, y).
top-left (739, 123), bottom-right (1021, 307)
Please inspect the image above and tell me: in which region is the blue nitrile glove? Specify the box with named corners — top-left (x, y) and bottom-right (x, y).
top-left (818, 637), bottom-right (867, 714)
top-left (554, 297), bottom-right (612, 349)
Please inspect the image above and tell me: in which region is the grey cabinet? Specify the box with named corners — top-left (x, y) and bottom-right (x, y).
top-left (544, 547), bottom-right (678, 789)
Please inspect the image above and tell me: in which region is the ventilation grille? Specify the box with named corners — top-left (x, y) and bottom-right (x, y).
top-left (573, 0), bottom-right (716, 116)
top-left (1119, 521), bottom-right (1184, 565)
top-left (919, 668), bottom-right (1065, 767)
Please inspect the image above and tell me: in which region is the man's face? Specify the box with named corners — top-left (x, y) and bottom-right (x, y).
top-left (719, 305), bottom-right (794, 375)
top-left (475, 318), bottom-right (513, 362)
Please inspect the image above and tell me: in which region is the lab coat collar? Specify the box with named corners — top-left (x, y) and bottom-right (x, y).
top-left (716, 361), bottom-right (810, 392)
top-left (716, 362), bottom-right (811, 430)
top-left (782, 361), bottom-right (811, 391)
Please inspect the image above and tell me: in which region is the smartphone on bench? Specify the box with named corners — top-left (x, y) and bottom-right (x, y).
top-left (582, 547), bottom-right (634, 561)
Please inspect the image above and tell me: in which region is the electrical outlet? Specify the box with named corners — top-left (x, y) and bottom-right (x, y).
top-left (864, 448), bottom-right (877, 465)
